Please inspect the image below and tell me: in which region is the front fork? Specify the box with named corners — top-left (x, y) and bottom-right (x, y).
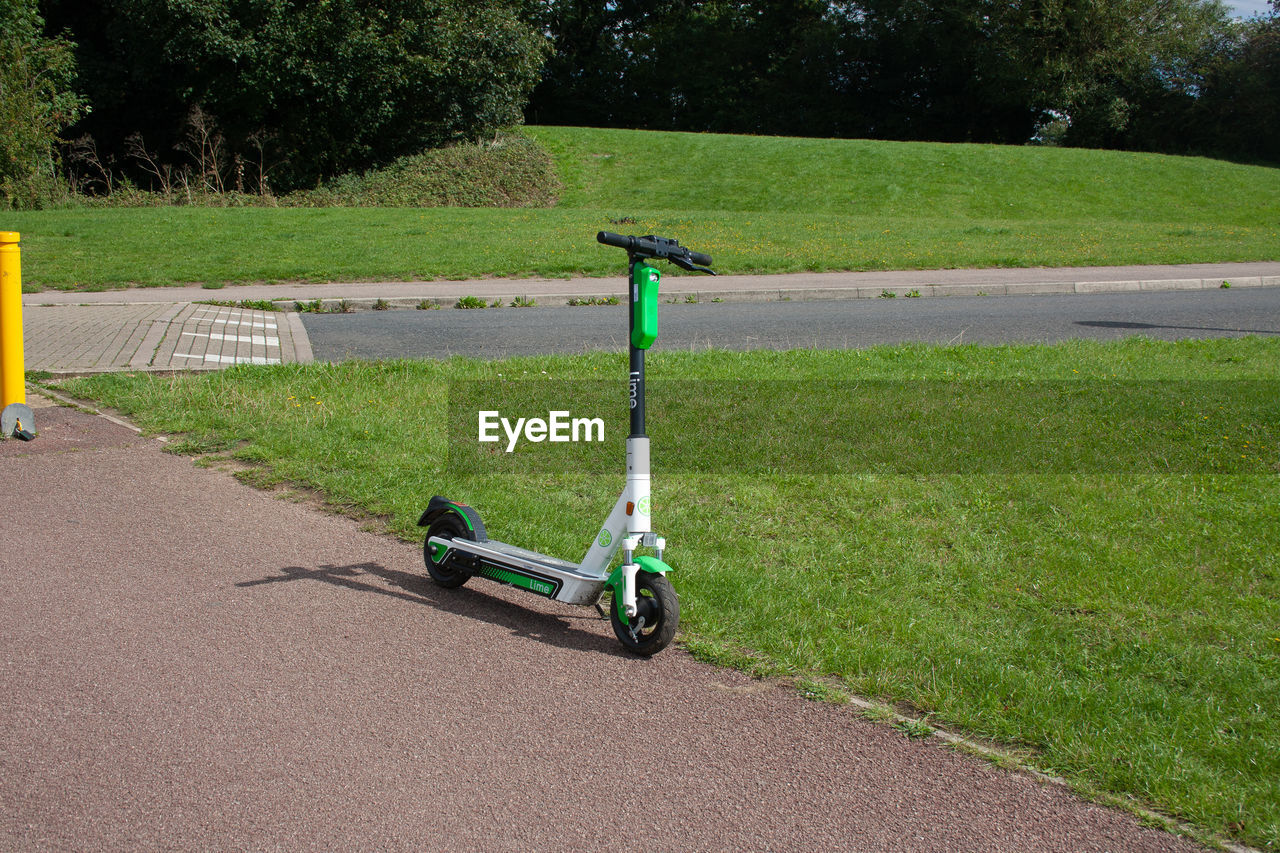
top-left (612, 533), bottom-right (667, 619)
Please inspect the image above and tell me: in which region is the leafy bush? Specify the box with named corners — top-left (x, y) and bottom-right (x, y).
top-left (285, 134), bottom-right (561, 208)
top-left (43, 0), bottom-right (550, 193)
top-left (65, 132), bottom-right (561, 209)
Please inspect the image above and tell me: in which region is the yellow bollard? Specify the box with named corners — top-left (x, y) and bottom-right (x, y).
top-left (1, 231), bottom-right (35, 439)
top-left (0, 231), bottom-right (24, 407)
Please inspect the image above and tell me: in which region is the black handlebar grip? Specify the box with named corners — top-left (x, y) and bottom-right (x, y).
top-left (689, 249), bottom-right (713, 267)
top-left (597, 231), bottom-right (633, 249)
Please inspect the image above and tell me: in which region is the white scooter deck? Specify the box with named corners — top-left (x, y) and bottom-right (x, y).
top-left (428, 535), bottom-right (607, 606)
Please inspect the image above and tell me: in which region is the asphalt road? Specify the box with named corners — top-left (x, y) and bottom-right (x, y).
top-left (301, 287), bottom-right (1280, 361)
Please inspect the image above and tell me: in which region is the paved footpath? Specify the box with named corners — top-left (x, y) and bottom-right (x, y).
top-left (22, 302), bottom-right (310, 373)
top-left (0, 396), bottom-right (1215, 851)
top-left (22, 261), bottom-right (1280, 373)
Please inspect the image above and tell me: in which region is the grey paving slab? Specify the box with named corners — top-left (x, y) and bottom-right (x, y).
top-left (162, 304), bottom-right (285, 369)
top-left (22, 303), bottom-right (172, 372)
top-left (23, 302), bottom-right (299, 373)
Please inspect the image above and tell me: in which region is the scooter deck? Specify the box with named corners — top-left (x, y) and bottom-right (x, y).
top-left (430, 535), bottom-right (607, 606)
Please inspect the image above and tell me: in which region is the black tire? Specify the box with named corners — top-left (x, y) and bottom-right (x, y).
top-left (423, 515), bottom-right (470, 589)
top-left (610, 572), bottom-right (679, 656)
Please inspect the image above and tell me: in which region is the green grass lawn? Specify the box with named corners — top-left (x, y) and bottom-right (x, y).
top-left (7, 126), bottom-right (1280, 290)
top-left (52, 336), bottom-right (1280, 849)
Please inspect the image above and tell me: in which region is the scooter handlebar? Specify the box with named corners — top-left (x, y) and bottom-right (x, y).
top-left (597, 231), bottom-right (713, 270)
top-left (597, 230), bottom-right (633, 250)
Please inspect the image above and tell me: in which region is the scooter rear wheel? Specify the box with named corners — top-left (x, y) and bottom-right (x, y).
top-left (610, 573), bottom-right (678, 656)
top-left (423, 515), bottom-right (470, 588)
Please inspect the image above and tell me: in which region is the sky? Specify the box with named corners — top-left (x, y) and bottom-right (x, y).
top-left (1225, 0), bottom-right (1273, 17)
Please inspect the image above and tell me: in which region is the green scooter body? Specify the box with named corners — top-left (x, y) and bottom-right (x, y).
top-left (631, 262), bottom-right (660, 350)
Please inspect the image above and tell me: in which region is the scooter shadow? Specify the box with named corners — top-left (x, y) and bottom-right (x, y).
top-left (237, 561), bottom-right (628, 657)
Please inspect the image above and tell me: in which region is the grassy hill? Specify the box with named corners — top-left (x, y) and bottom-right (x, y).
top-left (8, 126), bottom-right (1280, 289)
top-left (530, 126), bottom-right (1280, 223)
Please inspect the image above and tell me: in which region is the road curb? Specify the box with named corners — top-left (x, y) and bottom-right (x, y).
top-left (286, 311), bottom-right (313, 363)
top-left (266, 274), bottom-right (1276, 312)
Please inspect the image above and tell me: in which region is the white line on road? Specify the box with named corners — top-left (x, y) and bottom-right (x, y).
top-left (171, 353), bottom-right (282, 365)
top-left (189, 314), bottom-right (278, 330)
top-left (181, 331), bottom-right (281, 346)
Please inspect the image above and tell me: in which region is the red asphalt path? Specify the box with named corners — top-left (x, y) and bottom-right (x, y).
top-left (1, 405), bottom-right (1206, 851)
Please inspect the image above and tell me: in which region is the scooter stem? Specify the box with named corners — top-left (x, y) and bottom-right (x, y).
top-left (628, 257), bottom-right (647, 439)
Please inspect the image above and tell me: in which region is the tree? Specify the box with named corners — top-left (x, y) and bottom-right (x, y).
top-left (0, 0), bottom-right (86, 207)
top-left (1194, 1), bottom-right (1280, 163)
top-left (43, 0), bottom-right (550, 192)
top-left (526, 0), bottom-right (844, 136)
top-left (837, 0), bottom-right (1042, 143)
top-left (528, 0), bottom-right (1236, 150)
top-left (1027, 0), bottom-right (1236, 148)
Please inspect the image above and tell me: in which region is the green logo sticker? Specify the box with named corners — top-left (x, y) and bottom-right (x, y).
top-left (597, 529), bottom-right (612, 548)
top-left (636, 496), bottom-right (651, 516)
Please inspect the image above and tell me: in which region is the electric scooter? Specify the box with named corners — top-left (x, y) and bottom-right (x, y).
top-left (419, 231), bottom-right (714, 656)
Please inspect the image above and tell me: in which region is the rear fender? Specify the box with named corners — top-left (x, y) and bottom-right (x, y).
top-left (417, 496), bottom-right (487, 542)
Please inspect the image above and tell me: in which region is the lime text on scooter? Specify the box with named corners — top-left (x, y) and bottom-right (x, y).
top-left (478, 410), bottom-right (605, 452)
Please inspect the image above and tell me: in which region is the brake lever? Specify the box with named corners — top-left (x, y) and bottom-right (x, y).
top-left (671, 256), bottom-right (717, 275)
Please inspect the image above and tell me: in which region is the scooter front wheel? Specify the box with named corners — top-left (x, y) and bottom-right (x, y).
top-left (610, 573), bottom-right (679, 656)
top-left (423, 515), bottom-right (470, 589)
